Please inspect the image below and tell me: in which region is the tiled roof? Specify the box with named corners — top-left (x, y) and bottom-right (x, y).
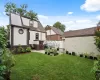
top-left (51, 27), bottom-right (64, 35)
top-left (64, 27), bottom-right (96, 38)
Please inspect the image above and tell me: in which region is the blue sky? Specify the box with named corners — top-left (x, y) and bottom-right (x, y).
top-left (0, 0), bottom-right (100, 30)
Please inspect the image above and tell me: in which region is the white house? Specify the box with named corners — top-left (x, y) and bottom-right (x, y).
top-left (63, 27), bottom-right (100, 55)
top-left (9, 13), bottom-right (46, 50)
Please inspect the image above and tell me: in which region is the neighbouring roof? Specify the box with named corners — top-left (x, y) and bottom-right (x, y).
top-left (10, 13), bottom-right (45, 32)
top-left (64, 27), bottom-right (97, 38)
top-left (51, 27), bottom-right (64, 35)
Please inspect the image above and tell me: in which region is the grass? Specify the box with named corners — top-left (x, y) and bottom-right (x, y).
top-left (11, 52), bottom-right (95, 80)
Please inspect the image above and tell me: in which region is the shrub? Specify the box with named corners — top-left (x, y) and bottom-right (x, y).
top-left (26, 47), bottom-right (31, 52)
top-left (21, 48), bottom-right (26, 53)
top-left (17, 44), bottom-right (23, 53)
top-left (0, 27), bottom-right (15, 80)
top-left (72, 52), bottom-right (76, 56)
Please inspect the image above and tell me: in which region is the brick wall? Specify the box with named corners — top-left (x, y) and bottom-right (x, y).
top-left (47, 34), bottom-right (62, 41)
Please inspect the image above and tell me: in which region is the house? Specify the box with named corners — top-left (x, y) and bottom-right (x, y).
top-left (63, 27), bottom-right (99, 55)
top-left (45, 26), bottom-right (64, 49)
top-left (9, 13), bottom-right (46, 50)
top-left (45, 26), bottom-right (64, 41)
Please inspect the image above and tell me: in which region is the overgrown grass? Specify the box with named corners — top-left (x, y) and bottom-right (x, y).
top-left (11, 53), bottom-right (95, 80)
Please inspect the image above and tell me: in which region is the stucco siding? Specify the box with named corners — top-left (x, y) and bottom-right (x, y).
top-left (46, 29), bottom-right (56, 35)
top-left (11, 13), bottom-right (22, 26)
top-left (29, 30), bottom-right (46, 44)
top-left (33, 21), bottom-right (38, 28)
top-left (22, 17), bottom-right (29, 26)
top-left (29, 30), bottom-right (35, 44)
top-left (42, 33), bottom-right (46, 40)
top-left (64, 36), bottom-right (99, 55)
top-left (13, 27), bottom-right (27, 45)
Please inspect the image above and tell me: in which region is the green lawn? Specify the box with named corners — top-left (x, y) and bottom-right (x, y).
top-left (11, 52), bottom-right (95, 80)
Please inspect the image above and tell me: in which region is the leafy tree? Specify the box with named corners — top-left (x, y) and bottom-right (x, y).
top-left (16, 4), bottom-right (28, 16)
top-left (25, 10), bottom-right (38, 20)
top-left (5, 2), bottom-right (17, 15)
top-left (53, 22), bottom-right (66, 32)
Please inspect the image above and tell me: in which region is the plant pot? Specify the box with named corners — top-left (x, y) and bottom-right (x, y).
top-left (45, 52), bottom-right (47, 54)
top-left (85, 55), bottom-right (87, 58)
top-left (69, 53), bottom-right (71, 55)
top-left (80, 54), bottom-right (83, 57)
top-left (89, 56), bottom-right (94, 60)
top-left (72, 52), bottom-right (76, 56)
top-left (95, 70), bottom-right (100, 80)
top-left (66, 51), bottom-right (68, 54)
top-left (94, 57), bottom-right (98, 60)
top-left (48, 53), bottom-right (50, 55)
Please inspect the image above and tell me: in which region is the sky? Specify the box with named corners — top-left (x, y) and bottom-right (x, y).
top-left (0, 0), bottom-right (100, 31)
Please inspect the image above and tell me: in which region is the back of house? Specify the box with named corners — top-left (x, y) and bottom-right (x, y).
top-left (9, 13), bottom-right (46, 50)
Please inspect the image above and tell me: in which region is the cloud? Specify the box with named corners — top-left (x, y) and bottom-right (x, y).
top-left (81, 0), bottom-right (100, 12)
top-left (38, 15), bottom-right (48, 19)
top-left (96, 15), bottom-right (100, 20)
top-left (67, 12), bottom-right (73, 15)
top-left (76, 20), bottom-right (92, 23)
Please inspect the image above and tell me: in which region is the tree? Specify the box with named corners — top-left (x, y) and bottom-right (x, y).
top-left (25, 10), bottom-right (38, 20)
top-left (16, 4), bottom-right (28, 16)
top-left (53, 22), bottom-right (65, 32)
top-left (5, 2), bottom-right (17, 15)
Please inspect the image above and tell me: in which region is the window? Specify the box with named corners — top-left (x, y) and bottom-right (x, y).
top-left (18, 29), bottom-right (24, 34)
top-left (35, 33), bottom-right (39, 40)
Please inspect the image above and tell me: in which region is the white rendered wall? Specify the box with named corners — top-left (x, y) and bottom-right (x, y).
top-left (46, 29), bottom-right (56, 35)
top-left (29, 30), bottom-right (46, 44)
top-left (13, 27), bottom-right (27, 45)
top-left (11, 13), bottom-right (22, 26)
top-left (22, 17), bottom-right (29, 26)
top-left (33, 21), bottom-right (38, 28)
top-left (64, 36), bottom-right (99, 55)
top-left (42, 33), bottom-right (46, 40)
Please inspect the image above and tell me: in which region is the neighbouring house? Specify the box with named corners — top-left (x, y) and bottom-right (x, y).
top-left (63, 27), bottom-right (100, 55)
top-left (45, 25), bottom-right (63, 41)
top-left (45, 25), bottom-right (64, 49)
top-left (9, 13), bottom-right (46, 50)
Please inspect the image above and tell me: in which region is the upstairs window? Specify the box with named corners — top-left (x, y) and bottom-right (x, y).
top-left (35, 33), bottom-right (39, 40)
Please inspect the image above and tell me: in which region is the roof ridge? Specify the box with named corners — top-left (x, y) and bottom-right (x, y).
top-left (64, 27), bottom-right (96, 33)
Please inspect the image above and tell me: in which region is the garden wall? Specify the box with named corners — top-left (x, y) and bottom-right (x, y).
top-left (46, 41), bottom-right (64, 49)
top-left (64, 36), bottom-right (100, 55)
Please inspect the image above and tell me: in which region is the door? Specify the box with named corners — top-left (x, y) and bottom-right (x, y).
top-left (39, 41), bottom-right (44, 50)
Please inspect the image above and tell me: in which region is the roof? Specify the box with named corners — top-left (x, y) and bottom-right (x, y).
top-left (51, 27), bottom-right (64, 35)
top-left (10, 13), bottom-right (45, 32)
top-left (64, 27), bottom-right (96, 38)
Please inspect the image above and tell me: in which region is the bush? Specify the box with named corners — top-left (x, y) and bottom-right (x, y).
top-left (72, 52), bottom-right (76, 56)
top-left (17, 44), bottom-right (23, 53)
top-left (21, 48), bottom-right (26, 53)
top-left (26, 47), bottom-right (31, 52)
